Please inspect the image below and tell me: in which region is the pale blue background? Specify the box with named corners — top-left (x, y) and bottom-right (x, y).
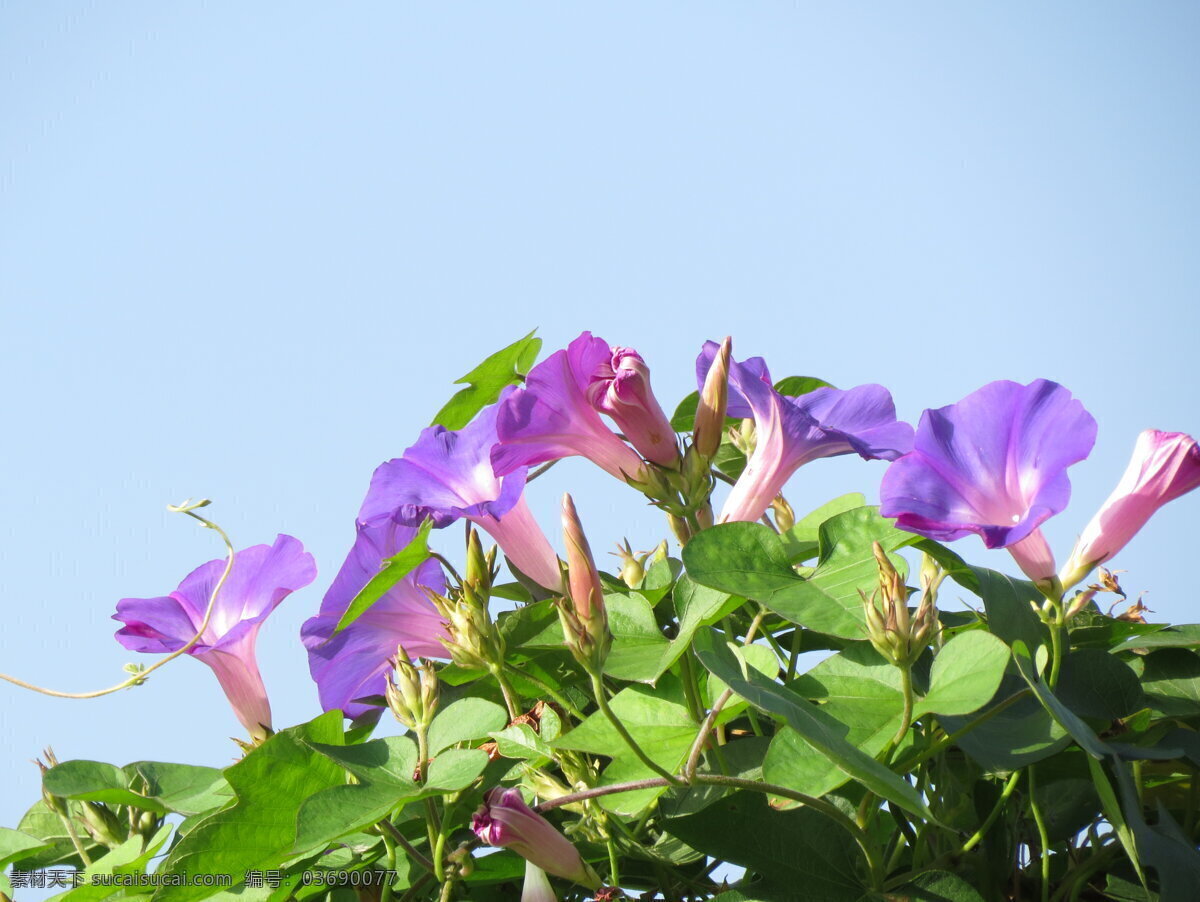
top-left (1, 0), bottom-right (1197, 881)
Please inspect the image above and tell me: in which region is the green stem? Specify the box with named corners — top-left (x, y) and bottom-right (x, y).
top-left (1029, 768), bottom-right (1052, 902)
top-left (589, 672), bottom-right (683, 785)
top-left (57, 808), bottom-right (92, 868)
top-left (489, 664), bottom-right (521, 720)
top-left (893, 690), bottom-right (1030, 774)
top-left (1048, 604), bottom-right (1065, 688)
top-left (379, 820), bottom-right (436, 875)
top-left (380, 829), bottom-right (397, 902)
top-left (961, 771), bottom-right (1022, 854)
top-left (678, 651), bottom-right (705, 723)
top-left (607, 836), bottom-right (621, 889)
top-left (888, 665), bottom-right (915, 753)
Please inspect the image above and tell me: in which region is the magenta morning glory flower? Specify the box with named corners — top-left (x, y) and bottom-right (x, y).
top-left (587, 346), bottom-right (679, 466)
top-left (113, 534), bottom-right (316, 742)
top-left (471, 787), bottom-right (601, 889)
top-left (880, 379), bottom-right (1097, 583)
top-left (358, 394), bottom-right (562, 591)
top-left (491, 332), bottom-right (653, 482)
top-left (1060, 429), bottom-right (1200, 587)
top-left (301, 514), bottom-right (448, 721)
top-left (696, 341), bottom-right (914, 524)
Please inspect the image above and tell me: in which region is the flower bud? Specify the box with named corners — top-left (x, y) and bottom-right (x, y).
top-left (771, 496), bottom-right (795, 532)
top-left (862, 543), bottom-right (937, 667)
top-left (694, 337), bottom-right (731, 460)
top-left (612, 540), bottom-right (648, 589)
top-left (465, 527), bottom-right (496, 596)
top-left (589, 347), bottom-right (680, 467)
top-left (36, 749), bottom-right (70, 820)
top-left (521, 861), bottom-right (558, 902)
top-left (471, 787), bottom-right (602, 890)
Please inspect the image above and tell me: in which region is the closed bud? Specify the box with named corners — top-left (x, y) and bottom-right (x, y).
top-left (36, 749), bottom-right (70, 819)
top-left (612, 540), bottom-right (648, 589)
top-left (731, 418), bottom-right (757, 456)
top-left (1065, 587), bottom-right (1098, 620)
top-left (81, 802), bottom-right (125, 847)
top-left (465, 528), bottom-right (494, 595)
top-left (694, 337), bottom-right (731, 459)
top-left (771, 496), bottom-right (795, 532)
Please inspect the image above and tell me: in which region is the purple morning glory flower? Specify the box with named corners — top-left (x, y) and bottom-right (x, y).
top-left (301, 514), bottom-right (448, 721)
top-left (696, 341), bottom-right (914, 524)
top-left (491, 332), bottom-right (651, 483)
top-left (879, 379), bottom-right (1097, 582)
top-left (358, 395), bottom-right (562, 591)
top-left (114, 534), bottom-right (316, 742)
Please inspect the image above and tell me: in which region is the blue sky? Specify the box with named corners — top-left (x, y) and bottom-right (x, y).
top-left (1, 0), bottom-right (1197, 862)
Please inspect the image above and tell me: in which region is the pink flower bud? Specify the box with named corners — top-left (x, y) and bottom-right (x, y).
top-left (471, 787), bottom-right (601, 889)
top-left (1062, 430), bottom-right (1200, 586)
top-left (694, 336), bottom-right (731, 459)
top-left (589, 347), bottom-right (679, 467)
top-left (561, 494), bottom-right (604, 623)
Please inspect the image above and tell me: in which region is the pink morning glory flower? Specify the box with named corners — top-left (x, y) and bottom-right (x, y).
top-left (113, 534), bottom-right (316, 742)
top-left (1060, 429), bottom-right (1200, 587)
top-left (471, 787), bottom-right (601, 889)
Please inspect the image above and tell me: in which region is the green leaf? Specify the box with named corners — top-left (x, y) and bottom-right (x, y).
top-left (123, 762), bottom-right (232, 816)
top-left (333, 519), bottom-right (433, 635)
top-left (670, 391), bottom-right (700, 432)
top-left (431, 330), bottom-right (541, 430)
top-left (1011, 640), bottom-right (1111, 758)
top-left (1056, 648), bottom-right (1146, 720)
top-left (153, 711), bottom-right (347, 902)
top-left (1138, 648), bottom-right (1200, 716)
top-left (773, 375), bottom-right (834, 397)
top-left (665, 792), bottom-right (865, 902)
top-left (940, 674), bottom-right (1069, 771)
top-left (488, 723), bottom-right (554, 760)
top-left (604, 592), bottom-right (672, 682)
top-left (693, 629), bottom-right (935, 821)
top-left (920, 631), bottom-right (1009, 716)
top-left (778, 493), bottom-right (866, 560)
top-left (553, 676), bottom-right (696, 815)
top-left (965, 566), bottom-right (1048, 652)
top-left (43, 760), bottom-right (169, 814)
top-left (1111, 623), bottom-right (1200, 652)
top-left (427, 698), bottom-right (509, 754)
top-left (54, 824), bottom-right (174, 902)
top-left (764, 643), bottom-right (903, 799)
top-left (888, 870), bottom-right (986, 901)
top-left (0, 828), bottom-right (52, 870)
top-left (682, 521), bottom-right (799, 599)
top-left (297, 738), bottom-right (487, 852)
top-left (765, 506), bottom-right (917, 638)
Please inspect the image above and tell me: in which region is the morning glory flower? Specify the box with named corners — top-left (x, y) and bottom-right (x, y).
top-left (1060, 429), bottom-right (1200, 587)
top-left (491, 332), bottom-right (651, 482)
top-left (301, 514), bottom-right (448, 721)
top-left (113, 534), bottom-right (316, 743)
top-left (358, 395), bottom-right (562, 591)
top-left (696, 341), bottom-right (914, 524)
top-left (471, 787), bottom-right (601, 889)
top-left (587, 345), bottom-right (679, 466)
top-left (880, 379), bottom-right (1097, 582)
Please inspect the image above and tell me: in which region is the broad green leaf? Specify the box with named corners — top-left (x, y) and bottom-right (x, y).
top-left (1012, 640), bottom-right (1111, 758)
top-left (43, 760), bottom-right (169, 814)
top-left (778, 493), bottom-right (866, 560)
top-left (693, 629), bottom-right (935, 821)
top-left (765, 506), bottom-right (916, 638)
top-left (962, 565), bottom-right (1047, 652)
top-left (488, 723), bottom-right (554, 760)
top-left (665, 792), bottom-right (865, 902)
top-left (0, 828), bottom-right (52, 870)
top-left (889, 870), bottom-right (985, 901)
top-left (52, 824), bottom-right (173, 902)
top-left (773, 375), bottom-right (835, 397)
top-left (553, 676), bottom-right (696, 815)
top-left (682, 521), bottom-right (800, 600)
top-left (763, 643), bottom-right (902, 799)
top-left (333, 519), bottom-right (433, 634)
top-left (13, 801), bottom-right (105, 870)
top-left (1056, 649), bottom-right (1146, 720)
top-left (123, 762), bottom-right (232, 816)
top-left (427, 698), bottom-right (509, 754)
top-left (153, 711), bottom-right (346, 902)
top-left (940, 674), bottom-right (1068, 771)
top-left (919, 631), bottom-right (1009, 716)
top-left (670, 391), bottom-right (701, 432)
top-left (604, 592), bottom-right (671, 682)
top-left (431, 330), bottom-right (541, 430)
top-left (297, 739), bottom-right (487, 852)
top-left (1138, 648), bottom-right (1200, 716)
top-left (1111, 623), bottom-right (1200, 652)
